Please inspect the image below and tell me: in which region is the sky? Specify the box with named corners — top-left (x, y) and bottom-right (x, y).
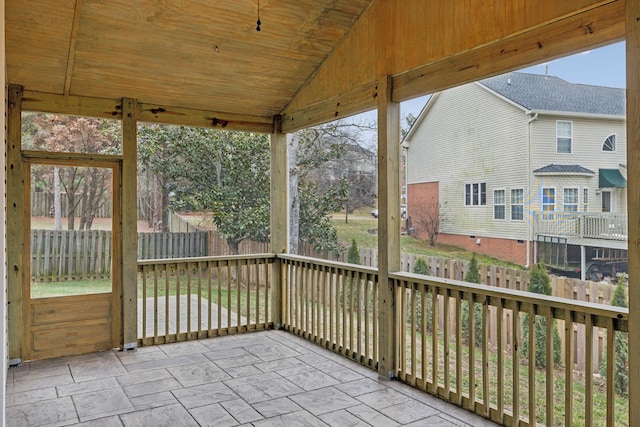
top-left (400, 41), bottom-right (627, 119)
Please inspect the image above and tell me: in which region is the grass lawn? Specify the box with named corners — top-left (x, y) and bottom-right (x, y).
top-left (332, 208), bottom-right (523, 269)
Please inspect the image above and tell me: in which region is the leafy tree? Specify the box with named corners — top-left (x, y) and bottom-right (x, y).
top-left (521, 263), bottom-right (561, 367)
top-left (411, 258), bottom-right (432, 332)
top-left (461, 253), bottom-right (483, 346)
top-left (600, 274), bottom-right (628, 396)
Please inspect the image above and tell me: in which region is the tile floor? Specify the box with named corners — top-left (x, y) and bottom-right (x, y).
top-left (6, 330), bottom-right (498, 426)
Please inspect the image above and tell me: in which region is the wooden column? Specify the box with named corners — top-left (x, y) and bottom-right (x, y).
top-left (270, 116), bottom-right (288, 328)
top-left (377, 75), bottom-right (401, 379)
top-left (7, 85), bottom-right (23, 363)
top-left (121, 98), bottom-right (138, 349)
top-left (626, 2), bottom-right (640, 422)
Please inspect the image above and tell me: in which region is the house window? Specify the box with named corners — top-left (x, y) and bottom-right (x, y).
top-left (542, 188), bottom-right (555, 216)
top-left (583, 188), bottom-right (588, 211)
top-left (494, 190), bottom-right (505, 220)
top-left (465, 182), bottom-right (486, 206)
top-left (557, 121), bottom-right (572, 153)
top-left (511, 189), bottom-right (524, 220)
top-left (602, 134), bottom-right (616, 152)
top-left (564, 188), bottom-right (578, 211)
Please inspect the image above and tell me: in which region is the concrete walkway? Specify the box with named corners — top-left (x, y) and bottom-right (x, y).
top-left (6, 330), bottom-right (499, 426)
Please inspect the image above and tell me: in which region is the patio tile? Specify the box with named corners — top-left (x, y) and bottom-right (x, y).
top-left (72, 387), bottom-right (134, 422)
top-left (221, 398), bottom-right (264, 423)
top-left (254, 357), bottom-right (308, 373)
top-left (57, 377), bottom-right (120, 397)
top-left (7, 396), bottom-right (78, 426)
top-left (405, 414), bottom-right (467, 426)
top-left (346, 404), bottom-right (400, 427)
top-left (202, 347), bottom-right (251, 361)
top-left (222, 364), bottom-right (263, 378)
top-left (319, 409), bottom-right (370, 426)
top-left (214, 353), bottom-right (261, 368)
top-left (116, 368), bottom-right (173, 387)
top-left (13, 364), bottom-right (70, 382)
top-left (251, 397), bottom-right (302, 418)
top-left (119, 403), bottom-right (198, 426)
top-left (158, 340), bottom-right (210, 358)
top-left (253, 410), bottom-right (329, 427)
top-left (325, 367), bottom-right (366, 383)
top-left (115, 347), bottom-right (168, 366)
top-left (356, 387), bottom-right (411, 409)
top-left (245, 343), bottom-right (302, 361)
top-left (69, 354), bottom-right (127, 382)
top-left (129, 391), bottom-right (179, 410)
top-left (378, 399), bottom-right (439, 424)
top-left (69, 415), bottom-right (124, 426)
top-left (335, 378), bottom-right (388, 396)
top-left (122, 377), bottom-right (182, 398)
top-left (283, 369), bottom-right (340, 391)
top-left (289, 387), bottom-right (359, 416)
top-left (189, 403), bottom-right (238, 427)
top-left (226, 375), bottom-right (303, 404)
top-left (11, 373), bottom-right (75, 393)
top-left (6, 386), bottom-right (57, 407)
top-left (172, 381), bottom-right (238, 409)
top-left (168, 360), bottom-right (231, 387)
top-left (124, 353), bottom-right (207, 373)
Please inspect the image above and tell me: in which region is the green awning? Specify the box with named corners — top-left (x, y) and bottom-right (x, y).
top-left (599, 169), bottom-right (626, 188)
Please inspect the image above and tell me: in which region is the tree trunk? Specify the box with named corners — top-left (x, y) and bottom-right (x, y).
top-left (53, 167), bottom-right (62, 230)
top-left (288, 134), bottom-right (300, 254)
top-left (228, 239), bottom-right (240, 255)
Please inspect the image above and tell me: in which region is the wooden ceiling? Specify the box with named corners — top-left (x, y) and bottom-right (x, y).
top-left (5, 0), bottom-right (625, 132)
top-left (6, 0), bottom-right (372, 119)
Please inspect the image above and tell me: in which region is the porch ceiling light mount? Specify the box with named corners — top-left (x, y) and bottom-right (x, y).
top-left (256, 0), bottom-right (261, 31)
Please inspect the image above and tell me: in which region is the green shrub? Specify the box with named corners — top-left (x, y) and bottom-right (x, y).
top-left (461, 253), bottom-right (483, 347)
top-left (600, 274), bottom-right (628, 397)
top-left (347, 239), bottom-right (360, 265)
top-left (521, 263), bottom-right (561, 367)
top-left (411, 258), bottom-right (432, 331)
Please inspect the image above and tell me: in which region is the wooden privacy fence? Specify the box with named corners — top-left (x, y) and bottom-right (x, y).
top-left (31, 229), bottom-right (209, 281)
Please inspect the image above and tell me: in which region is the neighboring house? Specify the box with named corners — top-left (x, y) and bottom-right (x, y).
top-left (404, 72), bottom-right (627, 280)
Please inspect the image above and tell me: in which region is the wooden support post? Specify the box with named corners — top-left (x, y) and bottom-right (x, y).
top-left (270, 116), bottom-right (288, 328)
top-left (377, 75), bottom-right (401, 379)
top-left (626, 1), bottom-right (640, 422)
top-left (7, 84), bottom-right (23, 363)
top-left (121, 98), bottom-right (138, 349)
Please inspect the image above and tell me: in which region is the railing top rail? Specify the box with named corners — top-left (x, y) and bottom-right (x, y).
top-left (137, 253), bottom-right (277, 266)
top-left (277, 253), bottom-right (379, 276)
top-left (391, 271), bottom-right (628, 325)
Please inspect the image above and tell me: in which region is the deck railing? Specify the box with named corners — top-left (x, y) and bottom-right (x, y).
top-left (278, 254), bottom-right (379, 370)
top-left (135, 254), bottom-right (629, 426)
top-left (391, 272), bottom-right (628, 426)
top-left (136, 254), bottom-right (275, 345)
top-left (535, 211), bottom-right (628, 241)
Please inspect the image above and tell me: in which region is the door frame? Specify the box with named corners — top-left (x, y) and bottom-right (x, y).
top-left (22, 151), bottom-right (123, 361)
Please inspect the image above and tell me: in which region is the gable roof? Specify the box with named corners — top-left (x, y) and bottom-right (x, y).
top-left (533, 164), bottom-right (595, 175)
top-left (479, 72), bottom-right (625, 116)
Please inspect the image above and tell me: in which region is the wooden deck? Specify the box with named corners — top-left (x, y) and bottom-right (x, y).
top-left (6, 330), bottom-right (498, 426)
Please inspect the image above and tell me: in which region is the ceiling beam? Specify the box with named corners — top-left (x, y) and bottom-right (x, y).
top-left (21, 91), bottom-right (274, 133)
top-left (63, 0), bottom-right (83, 96)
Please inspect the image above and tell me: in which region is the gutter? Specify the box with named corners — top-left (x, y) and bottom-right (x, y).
top-left (526, 112), bottom-right (539, 268)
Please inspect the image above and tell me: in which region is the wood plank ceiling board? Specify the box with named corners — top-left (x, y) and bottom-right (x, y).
top-left (6, 0), bottom-right (373, 118)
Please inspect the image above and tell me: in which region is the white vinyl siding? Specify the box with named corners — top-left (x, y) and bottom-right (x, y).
top-left (556, 121), bottom-right (572, 153)
top-left (494, 189), bottom-right (505, 220)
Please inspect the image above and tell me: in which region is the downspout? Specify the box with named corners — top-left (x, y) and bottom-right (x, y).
top-left (526, 112), bottom-right (539, 268)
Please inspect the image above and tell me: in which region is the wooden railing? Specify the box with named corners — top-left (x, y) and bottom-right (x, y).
top-left (535, 211), bottom-right (628, 241)
top-left (278, 254), bottom-right (379, 370)
top-left (391, 272), bottom-right (628, 426)
top-left (136, 254), bottom-right (275, 345)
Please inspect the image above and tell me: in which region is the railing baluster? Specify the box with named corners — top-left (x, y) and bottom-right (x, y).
top-left (329, 267), bottom-right (335, 347)
top-left (482, 298), bottom-right (489, 417)
top-left (226, 261), bottom-right (231, 330)
top-left (364, 273), bottom-right (370, 364)
top-left (565, 309), bottom-right (574, 426)
top-left (341, 269), bottom-right (347, 355)
top-left (468, 293), bottom-right (475, 410)
top-left (176, 263), bottom-right (181, 338)
top-left (431, 285), bottom-right (439, 395)
top-left (585, 313), bottom-right (593, 427)
top-left (165, 263), bottom-right (170, 339)
top-left (606, 317), bottom-right (615, 427)
top-left (443, 288), bottom-right (450, 399)
top-left (236, 259), bottom-right (241, 329)
top-left (141, 264), bottom-right (147, 343)
top-left (400, 280), bottom-right (406, 381)
top-left (421, 283), bottom-right (428, 391)
top-left (546, 307), bottom-right (554, 427)
top-left (186, 262), bottom-right (192, 336)
top-left (246, 259), bottom-right (251, 328)
top-left (207, 261), bottom-right (212, 334)
top-left (197, 261), bottom-right (202, 336)
top-left (311, 264), bottom-right (316, 342)
top-left (410, 281), bottom-right (416, 386)
top-left (153, 265), bottom-right (159, 344)
top-left (456, 291), bottom-right (463, 407)
top-left (373, 272), bottom-right (378, 367)
top-left (528, 303), bottom-right (536, 425)
top-left (496, 299), bottom-right (504, 424)
top-left (512, 301), bottom-right (520, 425)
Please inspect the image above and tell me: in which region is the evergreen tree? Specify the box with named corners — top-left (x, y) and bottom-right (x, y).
top-left (347, 239), bottom-right (360, 265)
top-left (412, 258), bottom-right (432, 331)
top-left (600, 274), bottom-right (628, 396)
top-left (461, 254), bottom-right (483, 346)
top-left (521, 263), bottom-right (561, 367)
